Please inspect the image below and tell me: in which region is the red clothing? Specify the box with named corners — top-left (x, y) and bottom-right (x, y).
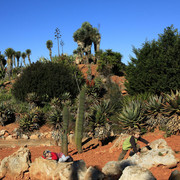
top-left (42, 152), bottom-right (58, 160)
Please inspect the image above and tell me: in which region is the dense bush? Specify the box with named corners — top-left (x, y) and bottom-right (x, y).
top-left (125, 25), bottom-right (180, 95)
top-left (97, 49), bottom-right (126, 76)
top-left (12, 61), bottom-right (85, 102)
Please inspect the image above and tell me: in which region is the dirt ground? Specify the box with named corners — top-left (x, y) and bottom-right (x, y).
top-left (0, 124), bottom-right (180, 180)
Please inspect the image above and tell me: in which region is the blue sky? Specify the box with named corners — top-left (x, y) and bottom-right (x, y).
top-left (1, 0), bottom-right (180, 65)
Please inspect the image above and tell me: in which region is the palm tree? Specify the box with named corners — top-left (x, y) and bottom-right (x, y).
top-left (21, 52), bottom-right (26, 66)
top-left (46, 40), bottom-right (53, 61)
top-left (26, 49), bottom-right (31, 65)
top-left (4, 48), bottom-right (14, 78)
top-left (15, 51), bottom-right (21, 68)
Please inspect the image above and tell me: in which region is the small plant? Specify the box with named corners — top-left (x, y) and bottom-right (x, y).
top-left (19, 107), bottom-right (44, 132)
top-left (162, 90), bottom-right (180, 116)
top-left (0, 102), bottom-right (15, 126)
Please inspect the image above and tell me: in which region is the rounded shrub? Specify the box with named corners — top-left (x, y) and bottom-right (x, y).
top-left (12, 61), bottom-right (85, 102)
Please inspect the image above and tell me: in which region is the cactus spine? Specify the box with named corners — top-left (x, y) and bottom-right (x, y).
top-left (75, 89), bottom-right (86, 153)
top-left (62, 105), bottom-right (69, 155)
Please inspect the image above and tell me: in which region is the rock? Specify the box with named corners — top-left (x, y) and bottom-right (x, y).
top-left (5, 135), bottom-right (13, 140)
top-left (168, 170), bottom-right (180, 180)
top-left (29, 157), bottom-right (87, 180)
top-left (119, 165), bottom-right (156, 180)
top-left (0, 147), bottom-right (31, 179)
top-left (128, 139), bottom-right (178, 169)
top-left (30, 134), bottom-right (39, 140)
top-left (21, 134), bottom-right (29, 139)
top-left (102, 161), bottom-right (123, 178)
top-left (68, 133), bottom-right (75, 145)
top-left (109, 133), bottom-right (129, 153)
top-left (84, 166), bottom-right (105, 180)
top-left (0, 130), bottom-right (6, 137)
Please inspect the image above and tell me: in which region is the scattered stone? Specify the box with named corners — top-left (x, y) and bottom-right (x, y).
top-left (0, 147), bottom-right (31, 179)
top-left (119, 165), bottom-right (156, 180)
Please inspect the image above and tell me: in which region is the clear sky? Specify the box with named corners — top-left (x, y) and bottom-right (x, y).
top-left (1, 0), bottom-right (180, 65)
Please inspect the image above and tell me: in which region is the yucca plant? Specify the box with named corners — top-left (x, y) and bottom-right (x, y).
top-left (118, 100), bottom-right (145, 130)
top-left (162, 90), bottom-right (180, 116)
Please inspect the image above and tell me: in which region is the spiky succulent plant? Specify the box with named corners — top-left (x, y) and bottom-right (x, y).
top-left (162, 90), bottom-right (180, 116)
top-left (118, 100), bottom-right (145, 130)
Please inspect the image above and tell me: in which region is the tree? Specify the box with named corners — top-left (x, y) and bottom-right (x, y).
top-left (26, 49), bottom-right (31, 65)
top-left (60, 40), bottom-right (64, 55)
top-left (46, 40), bottom-right (53, 60)
top-left (54, 28), bottom-right (61, 56)
top-left (97, 49), bottom-right (125, 76)
top-left (15, 51), bottom-right (21, 68)
top-left (4, 48), bottom-right (14, 78)
top-left (21, 52), bottom-right (26, 66)
top-left (73, 22), bottom-right (101, 58)
top-left (125, 25), bottom-right (180, 95)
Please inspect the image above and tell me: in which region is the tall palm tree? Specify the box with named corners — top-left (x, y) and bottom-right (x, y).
top-left (21, 52), bottom-right (26, 66)
top-left (26, 49), bottom-right (31, 65)
top-left (15, 51), bottom-right (21, 68)
top-left (4, 48), bottom-right (14, 78)
top-left (46, 40), bottom-right (53, 61)
top-left (12, 50), bottom-right (16, 68)
top-left (0, 54), bottom-right (6, 72)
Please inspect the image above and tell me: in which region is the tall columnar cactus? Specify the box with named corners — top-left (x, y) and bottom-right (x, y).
top-left (75, 89), bottom-right (86, 153)
top-left (62, 106), bottom-right (69, 155)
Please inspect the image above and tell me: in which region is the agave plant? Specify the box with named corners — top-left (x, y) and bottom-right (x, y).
top-left (162, 90), bottom-right (180, 116)
top-left (118, 100), bottom-right (145, 130)
top-left (90, 99), bottom-right (114, 126)
top-left (19, 106), bottom-right (43, 132)
top-left (145, 95), bottom-right (164, 116)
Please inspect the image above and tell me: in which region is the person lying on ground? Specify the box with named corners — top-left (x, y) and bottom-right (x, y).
top-left (42, 150), bottom-right (73, 162)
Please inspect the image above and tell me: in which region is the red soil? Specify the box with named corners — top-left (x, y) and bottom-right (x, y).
top-left (0, 124), bottom-right (179, 180)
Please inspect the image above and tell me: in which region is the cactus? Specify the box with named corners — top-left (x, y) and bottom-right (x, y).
top-left (75, 89), bottom-right (86, 153)
top-left (62, 106), bottom-right (69, 155)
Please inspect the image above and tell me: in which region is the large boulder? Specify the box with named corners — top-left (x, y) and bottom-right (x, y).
top-left (84, 166), bottom-right (105, 180)
top-left (128, 139), bottom-right (178, 169)
top-left (0, 146), bottom-right (31, 179)
top-left (168, 170), bottom-right (180, 180)
top-left (29, 157), bottom-right (87, 180)
top-left (119, 165), bottom-right (156, 180)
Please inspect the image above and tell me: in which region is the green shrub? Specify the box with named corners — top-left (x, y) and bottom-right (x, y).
top-left (0, 102), bottom-right (15, 126)
top-left (12, 61), bottom-right (85, 102)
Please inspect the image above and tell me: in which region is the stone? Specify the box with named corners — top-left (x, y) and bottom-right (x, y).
top-left (29, 157), bottom-right (87, 180)
top-left (109, 133), bottom-right (129, 153)
top-left (0, 147), bottom-right (31, 179)
top-left (30, 134), bottom-right (39, 140)
top-left (128, 139), bottom-right (178, 169)
top-left (0, 130), bottom-right (6, 137)
top-left (168, 170), bottom-right (180, 180)
top-left (84, 166), bottom-right (105, 180)
top-left (5, 135), bottom-right (13, 140)
top-left (119, 165), bottom-right (156, 180)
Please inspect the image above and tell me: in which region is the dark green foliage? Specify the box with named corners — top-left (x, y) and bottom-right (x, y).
top-left (75, 89), bottom-right (85, 153)
top-left (62, 106), bottom-right (69, 155)
top-left (12, 61), bottom-right (84, 102)
top-left (0, 102), bottom-right (15, 126)
top-left (126, 25), bottom-right (180, 95)
top-left (97, 49), bottom-right (126, 76)
top-left (19, 107), bottom-right (44, 132)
